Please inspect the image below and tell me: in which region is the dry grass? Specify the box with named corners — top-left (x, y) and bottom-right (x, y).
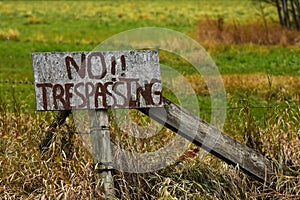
top-left (1, 85), bottom-right (299, 199)
top-left (197, 17), bottom-right (300, 46)
top-left (0, 109), bottom-right (103, 199)
top-left (28, 16), bottom-right (42, 24)
top-left (0, 28), bottom-right (20, 41)
top-left (185, 73), bottom-right (300, 98)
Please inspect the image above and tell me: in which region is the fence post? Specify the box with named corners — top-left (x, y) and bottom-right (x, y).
top-left (89, 109), bottom-right (115, 198)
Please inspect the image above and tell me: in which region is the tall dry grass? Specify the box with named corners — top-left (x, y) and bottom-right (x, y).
top-left (0, 85), bottom-right (299, 199)
top-left (185, 73), bottom-right (300, 97)
top-left (197, 17), bottom-right (300, 46)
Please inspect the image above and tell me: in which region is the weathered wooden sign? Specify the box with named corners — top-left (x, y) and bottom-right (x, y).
top-left (32, 50), bottom-right (162, 110)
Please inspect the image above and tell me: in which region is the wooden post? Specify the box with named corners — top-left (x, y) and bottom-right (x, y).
top-left (139, 97), bottom-right (276, 185)
top-left (33, 50), bottom-right (161, 197)
top-left (89, 109), bottom-right (115, 198)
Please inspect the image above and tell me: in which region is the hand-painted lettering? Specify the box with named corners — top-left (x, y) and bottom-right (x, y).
top-left (33, 50), bottom-right (161, 110)
top-left (65, 53), bottom-right (126, 80)
top-left (65, 53), bottom-right (86, 79)
top-left (36, 83), bottom-right (53, 110)
top-left (35, 78), bottom-right (162, 110)
top-left (87, 52), bottom-right (107, 80)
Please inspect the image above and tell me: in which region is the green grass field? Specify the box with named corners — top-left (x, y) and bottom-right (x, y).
top-left (0, 1), bottom-right (300, 199)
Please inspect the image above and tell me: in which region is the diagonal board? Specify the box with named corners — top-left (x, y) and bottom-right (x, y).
top-left (139, 97), bottom-right (275, 185)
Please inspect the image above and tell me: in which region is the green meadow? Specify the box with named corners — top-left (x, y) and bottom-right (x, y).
top-left (0, 1), bottom-right (299, 199)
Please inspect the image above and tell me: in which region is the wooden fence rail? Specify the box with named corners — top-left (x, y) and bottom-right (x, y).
top-left (139, 97), bottom-right (275, 185)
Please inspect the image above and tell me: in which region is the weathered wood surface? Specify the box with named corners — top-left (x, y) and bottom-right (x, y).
top-left (32, 50), bottom-right (162, 110)
top-left (89, 109), bottom-right (115, 198)
top-left (139, 97), bottom-right (275, 184)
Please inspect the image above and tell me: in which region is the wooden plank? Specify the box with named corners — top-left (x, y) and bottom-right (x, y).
top-left (32, 50), bottom-right (162, 110)
top-left (139, 97), bottom-right (275, 184)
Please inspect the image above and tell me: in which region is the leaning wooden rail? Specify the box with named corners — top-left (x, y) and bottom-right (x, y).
top-left (138, 97), bottom-right (275, 185)
top-left (39, 110), bottom-right (71, 153)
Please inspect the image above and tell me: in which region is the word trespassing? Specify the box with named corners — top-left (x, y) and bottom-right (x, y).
top-left (37, 78), bottom-right (162, 110)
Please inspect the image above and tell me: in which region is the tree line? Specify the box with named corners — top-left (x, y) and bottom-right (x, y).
top-left (255, 0), bottom-right (300, 30)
